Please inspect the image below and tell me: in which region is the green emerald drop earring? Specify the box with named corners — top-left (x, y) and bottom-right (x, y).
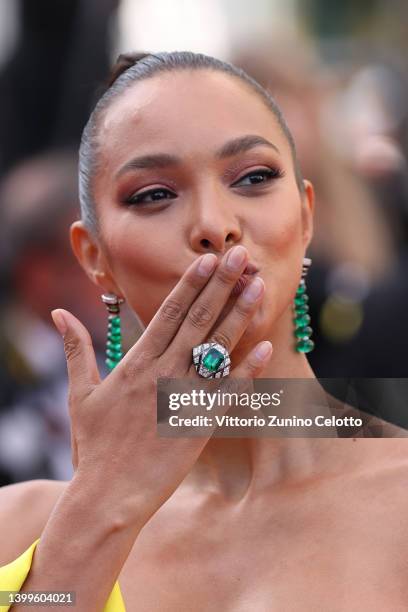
top-left (293, 257), bottom-right (314, 353)
top-left (101, 293), bottom-right (125, 371)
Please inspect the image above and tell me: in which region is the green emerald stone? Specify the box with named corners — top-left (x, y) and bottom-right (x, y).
top-left (294, 304), bottom-right (308, 315)
top-left (202, 348), bottom-right (224, 372)
top-left (108, 316), bottom-right (121, 325)
top-left (105, 357), bottom-right (117, 370)
top-left (294, 294), bottom-right (309, 306)
top-left (294, 314), bottom-right (311, 328)
top-left (108, 331), bottom-right (122, 340)
top-left (107, 340), bottom-right (122, 350)
top-left (294, 325), bottom-right (312, 339)
top-left (296, 284), bottom-right (306, 295)
top-left (108, 344), bottom-right (121, 353)
top-left (296, 338), bottom-right (315, 353)
top-left (108, 323), bottom-right (121, 332)
top-left (107, 349), bottom-right (123, 360)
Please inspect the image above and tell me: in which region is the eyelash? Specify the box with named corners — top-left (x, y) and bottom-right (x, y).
top-left (124, 167), bottom-right (285, 206)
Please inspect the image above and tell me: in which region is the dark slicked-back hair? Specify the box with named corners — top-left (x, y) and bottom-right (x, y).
top-left (79, 50), bottom-right (304, 234)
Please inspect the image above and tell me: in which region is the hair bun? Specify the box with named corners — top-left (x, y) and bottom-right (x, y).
top-left (107, 52), bottom-right (150, 87)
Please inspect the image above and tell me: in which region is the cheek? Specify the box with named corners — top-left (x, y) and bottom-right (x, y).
top-left (101, 215), bottom-right (178, 324)
top-left (251, 195), bottom-right (304, 315)
top-left (253, 194), bottom-right (304, 264)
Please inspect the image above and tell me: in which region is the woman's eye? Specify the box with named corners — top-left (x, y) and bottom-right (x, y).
top-left (232, 168), bottom-right (284, 187)
top-left (126, 188), bottom-right (176, 206)
top-left (124, 168), bottom-right (283, 206)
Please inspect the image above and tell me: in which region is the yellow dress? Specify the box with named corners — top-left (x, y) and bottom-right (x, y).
top-left (0, 539), bottom-right (125, 611)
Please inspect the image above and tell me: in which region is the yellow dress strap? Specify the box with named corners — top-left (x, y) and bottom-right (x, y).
top-left (0, 539), bottom-right (125, 611)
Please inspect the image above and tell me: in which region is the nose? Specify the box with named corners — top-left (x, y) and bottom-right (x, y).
top-left (188, 191), bottom-right (242, 255)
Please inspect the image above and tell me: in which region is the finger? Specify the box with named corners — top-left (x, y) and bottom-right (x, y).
top-left (168, 245), bottom-right (250, 358)
top-left (51, 308), bottom-right (100, 399)
top-left (230, 341), bottom-right (273, 379)
top-left (205, 276), bottom-right (265, 355)
top-left (131, 253), bottom-right (218, 358)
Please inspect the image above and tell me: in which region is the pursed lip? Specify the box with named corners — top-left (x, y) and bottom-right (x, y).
top-left (242, 261), bottom-right (259, 275)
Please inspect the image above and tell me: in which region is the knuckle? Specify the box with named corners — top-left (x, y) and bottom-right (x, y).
top-left (188, 302), bottom-right (214, 328)
top-left (64, 337), bottom-right (82, 362)
top-left (215, 267), bottom-right (236, 287)
top-left (234, 300), bottom-right (253, 319)
top-left (118, 361), bottom-right (139, 383)
top-left (185, 274), bottom-right (207, 291)
top-left (209, 331), bottom-right (232, 352)
top-left (154, 363), bottom-right (177, 380)
top-left (219, 376), bottom-right (253, 398)
top-left (159, 298), bottom-right (185, 323)
top-left (118, 351), bottom-right (150, 381)
top-left (219, 377), bottom-right (241, 395)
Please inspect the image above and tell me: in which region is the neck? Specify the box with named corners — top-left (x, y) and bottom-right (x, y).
top-left (181, 308), bottom-right (355, 501)
top-left (231, 303), bottom-right (316, 379)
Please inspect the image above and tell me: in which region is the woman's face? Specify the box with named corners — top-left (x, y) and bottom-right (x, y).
top-left (75, 69), bottom-right (313, 354)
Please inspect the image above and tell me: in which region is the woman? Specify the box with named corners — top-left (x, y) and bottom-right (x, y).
top-left (1, 51), bottom-right (408, 611)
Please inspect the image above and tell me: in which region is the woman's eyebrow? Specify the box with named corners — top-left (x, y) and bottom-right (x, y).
top-left (115, 135), bottom-right (280, 178)
top-left (115, 153), bottom-right (179, 178)
top-left (215, 135), bottom-right (280, 159)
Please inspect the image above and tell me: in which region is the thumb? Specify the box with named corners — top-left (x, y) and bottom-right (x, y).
top-left (51, 308), bottom-right (101, 397)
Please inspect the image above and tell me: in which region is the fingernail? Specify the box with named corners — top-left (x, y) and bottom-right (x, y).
top-left (255, 341), bottom-right (273, 361)
top-left (242, 277), bottom-right (264, 303)
top-left (51, 309), bottom-right (67, 336)
top-left (197, 253), bottom-right (217, 277)
top-left (226, 246), bottom-right (247, 271)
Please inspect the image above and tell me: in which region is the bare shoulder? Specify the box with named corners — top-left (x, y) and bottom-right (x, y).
top-left (0, 479), bottom-right (69, 566)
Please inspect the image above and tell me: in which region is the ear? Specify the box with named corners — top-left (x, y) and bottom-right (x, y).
top-left (300, 179), bottom-right (315, 250)
top-left (70, 220), bottom-right (123, 296)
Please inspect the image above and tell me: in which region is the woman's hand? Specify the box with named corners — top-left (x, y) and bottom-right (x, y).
top-left (51, 245), bottom-right (273, 529)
